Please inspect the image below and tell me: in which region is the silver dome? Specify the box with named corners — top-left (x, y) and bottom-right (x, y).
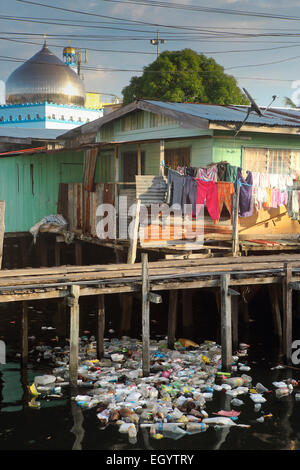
top-left (6, 44), bottom-right (85, 106)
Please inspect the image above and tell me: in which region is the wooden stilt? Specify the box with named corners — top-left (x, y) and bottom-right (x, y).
top-left (268, 285), bottom-right (282, 344)
top-left (69, 285), bottom-right (80, 387)
top-left (283, 263), bottom-right (292, 364)
top-left (168, 290), bottom-right (178, 349)
top-left (97, 294), bottom-right (105, 359)
top-left (21, 301), bottom-right (28, 364)
top-left (142, 253), bottom-right (150, 377)
top-left (182, 289), bottom-right (193, 336)
top-left (231, 295), bottom-right (239, 351)
top-left (221, 274), bottom-right (232, 372)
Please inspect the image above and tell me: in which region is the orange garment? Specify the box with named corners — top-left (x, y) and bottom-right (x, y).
top-left (217, 182), bottom-right (234, 219)
top-left (263, 188), bottom-right (272, 209)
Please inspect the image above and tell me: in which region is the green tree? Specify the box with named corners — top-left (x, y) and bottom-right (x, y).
top-left (122, 49), bottom-right (249, 106)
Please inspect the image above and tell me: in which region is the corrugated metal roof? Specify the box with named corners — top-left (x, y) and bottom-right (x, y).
top-left (145, 100), bottom-right (300, 127)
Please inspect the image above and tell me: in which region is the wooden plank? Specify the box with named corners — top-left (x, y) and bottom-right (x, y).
top-left (168, 290), bottom-right (178, 349)
top-left (97, 294), bottom-right (105, 359)
top-left (142, 253), bottom-right (150, 377)
top-left (69, 285), bottom-right (80, 387)
top-left (21, 301), bottom-right (28, 363)
top-left (0, 253), bottom-right (300, 279)
top-left (221, 274), bottom-right (232, 372)
top-left (283, 263), bottom-right (292, 364)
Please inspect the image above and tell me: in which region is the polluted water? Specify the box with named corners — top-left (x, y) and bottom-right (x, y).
top-left (2, 329), bottom-right (300, 450)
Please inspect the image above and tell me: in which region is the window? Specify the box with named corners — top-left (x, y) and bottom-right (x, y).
top-left (36, 114), bottom-right (40, 119)
top-left (18, 115), bottom-right (21, 121)
top-left (9, 116), bottom-right (12, 121)
top-left (86, 118), bottom-right (90, 122)
top-left (61, 115), bottom-right (65, 121)
top-left (242, 147), bottom-right (300, 176)
top-left (52, 114), bottom-right (55, 120)
top-left (78, 117), bottom-right (82, 122)
top-left (0, 116), bottom-right (3, 122)
top-left (164, 147), bottom-right (191, 171)
top-left (70, 116), bottom-right (73, 122)
top-left (27, 114), bottom-right (31, 120)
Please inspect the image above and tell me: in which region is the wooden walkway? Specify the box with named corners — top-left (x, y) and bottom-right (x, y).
top-left (2, 253), bottom-right (300, 386)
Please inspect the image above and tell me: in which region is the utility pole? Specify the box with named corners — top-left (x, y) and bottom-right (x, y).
top-left (150, 31), bottom-right (166, 58)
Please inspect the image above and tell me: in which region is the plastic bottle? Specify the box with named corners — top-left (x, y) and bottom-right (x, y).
top-left (255, 382), bottom-right (269, 393)
top-left (128, 424), bottom-right (137, 445)
top-left (186, 423), bottom-right (208, 434)
top-left (275, 387), bottom-right (290, 398)
top-left (224, 377), bottom-right (245, 388)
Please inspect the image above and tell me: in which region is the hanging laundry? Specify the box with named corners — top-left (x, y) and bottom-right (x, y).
top-left (182, 176), bottom-right (197, 217)
top-left (225, 164), bottom-right (238, 183)
top-left (166, 169), bottom-right (185, 206)
top-left (288, 189), bottom-right (299, 220)
top-left (195, 178), bottom-right (219, 221)
top-left (217, 182), bottom-right (234, 218)
top-left (196, 164), bottom-right (218, 182)
top-left (217, 162), bottom-right (228, 182)
top-left (237, 167), bottom-right (253, 217)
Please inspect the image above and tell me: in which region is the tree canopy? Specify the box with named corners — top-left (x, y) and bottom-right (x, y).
top-left (122, 49), bottom-right (249, 106)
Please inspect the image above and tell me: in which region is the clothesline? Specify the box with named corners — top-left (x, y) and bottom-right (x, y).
top-left (160, 161), bottom-right (298, 190)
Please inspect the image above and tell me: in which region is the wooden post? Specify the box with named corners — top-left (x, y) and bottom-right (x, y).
top-left (142, 253), bottom-right (150, 377)
top-left (0, 201), bottom-right (5, 269)
top-left (21, 301), bottom-right (28, 364)
top-left (69, 284), bottom-right (80, 388)
top-left (232, 183), bottom-right (240, 257)
top-left (127, 199), bottom-right (141, 264)
top-left (97, 294), bottom-right (105, 359)
top-left (231, 295), bottom-right (239, 352)
top-left (159, 140), bottom-right (165, 176)
top-left (137, 143), bottom-right (142, 176)
top-left (168, 290), bottom-right (178, 349)
top-left (221, 274), bottom-right (232, 372)
top-left (283, 263), bottom-right (292, 364)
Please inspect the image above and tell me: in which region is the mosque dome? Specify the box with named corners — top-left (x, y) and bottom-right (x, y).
top-left (5, 43), bottom-right (85, 106)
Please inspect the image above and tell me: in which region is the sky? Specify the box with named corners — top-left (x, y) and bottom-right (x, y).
top-left (2, 0), bottom-right (300, 107)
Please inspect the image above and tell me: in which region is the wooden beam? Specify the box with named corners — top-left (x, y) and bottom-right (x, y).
top-left (69, 285), bottom-right (80, 387)
top-left (231, 294), bottom-right (239, 352)
top-left (21, 301), bottom-right (28, 364)
top-left (168, 290), bottom-right (178, 349)
top-left (142, 253), bottom-right (150, 377)
top-left (97, 294), bottom-right (105, 359)
top-left (221, 274), bottom-right (232, 372)
top-left (283, 263), bottom-right (292, 364)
